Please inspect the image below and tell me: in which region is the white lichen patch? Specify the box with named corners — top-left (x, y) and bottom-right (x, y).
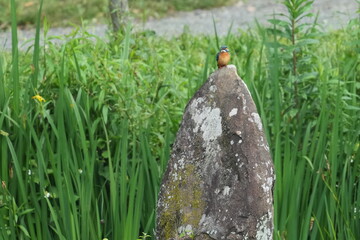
top-left (200, 108), bottom-right (222, 141)
top-left (264, 144), bottom-right (270, 152)
top-left (258, 136), bottom-right (270, 152)
top-left (199, 214), bottom-right (207, 225)
top-left (226, 64), bottom-right (236, 70)
top-left (178, 224), bottom-right (193, 236)
top-left (203, 143), bottom-right (222, 172)
top-left (190, 98), bottom-right (223, 168)
top-left (207, 229), bottom-right (218, 235)
top-left (241, 93), bottom-right (248, 113)
top-left (251, 112), bottom-right (263, 131)
top-left (256, 213), bottom-right (272, 240)
top-left (210, 85), bottom-right (217, 93)
top-left (178, 158), bottom-right (185, 170)
top-left (262, 176), bottom-right (274, 204)
top-left (189, 97), bottom-right (205, 116)
top-left (229, 108), bottom-right (238, 117)
top-left (223, 186), bottom-right (231, 196)
top-left (190, 98), bottom-right (222, 141)
top-left (259, 142), bottom-right (270, 152)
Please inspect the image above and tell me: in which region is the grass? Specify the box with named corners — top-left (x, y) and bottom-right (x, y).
top-left (0, 0), bottom-right (236, 30)
top-left (0, 0), bottom-right (359, 239)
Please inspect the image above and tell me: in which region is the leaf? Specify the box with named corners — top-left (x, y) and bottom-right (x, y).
top-left (18, 224), bottom-right (31, 238)
top-left (345, 105), bottom-right (360, 111)
top-left (296, 12), bottom-right (314, 23)
top-left (268, 19), bottom-right (289, 28)
top-left (298, 1), bottom-right (314, 15)
top-left (102, 150), bottom-right (110, 159)
top-left (102, 105), bottom-right (109, 124)
top-left (99, 89), bottom-right (106, 105)
top-left (0, 129), bottom-right (9, 136)
top-left (264, 41), bottom-right (283, 49)
top-left (18, 208), bottom-right (35, 216)
top-left (296, 38), bottom-right (319, 47)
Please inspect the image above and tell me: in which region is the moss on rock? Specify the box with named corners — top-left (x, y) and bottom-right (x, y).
top-left (158, 164), bottom-right (205, 239)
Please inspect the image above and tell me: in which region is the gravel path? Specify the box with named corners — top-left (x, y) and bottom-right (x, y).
top-left (0, 0), bottom-right (358, 50)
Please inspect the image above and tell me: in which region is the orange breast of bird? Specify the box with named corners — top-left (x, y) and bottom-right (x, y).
top-left (217, 52), bottom-right (230, 68)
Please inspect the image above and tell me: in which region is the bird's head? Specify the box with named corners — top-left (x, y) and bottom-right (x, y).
top-left (219, 46), bottom-right (229, 53)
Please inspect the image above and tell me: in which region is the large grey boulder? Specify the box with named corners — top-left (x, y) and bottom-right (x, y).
top-left (156, 65), bottom-right (274, 240)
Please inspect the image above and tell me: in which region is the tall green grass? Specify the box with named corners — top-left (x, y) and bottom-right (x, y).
top-left (258, 1), bottom-right (360, 238)
top-left (0, 0), bottom-right (176, 239)
top-left (0, 0), bottom-right (359, 239)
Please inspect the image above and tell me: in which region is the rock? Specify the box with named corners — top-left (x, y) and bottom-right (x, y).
top-left (156, 65), bottom-right (274, 240)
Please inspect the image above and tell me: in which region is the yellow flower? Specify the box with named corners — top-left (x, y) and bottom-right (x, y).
top-left (32, 94), bottom-right (46, 102)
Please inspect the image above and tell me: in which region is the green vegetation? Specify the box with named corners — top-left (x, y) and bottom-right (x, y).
top-left (0, 0), bottom-right (236, 29)
top-left (0, 0), bottom-right (359, 239)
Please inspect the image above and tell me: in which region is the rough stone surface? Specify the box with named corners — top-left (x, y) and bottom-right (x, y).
top-left (156, 65), bottom-right (274, 240)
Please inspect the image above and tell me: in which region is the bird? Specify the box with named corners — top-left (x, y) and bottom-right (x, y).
top-left (216, 46), bottom-right (230, 68)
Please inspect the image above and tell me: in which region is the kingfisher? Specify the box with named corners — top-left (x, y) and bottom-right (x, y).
top-left (216, 46), bottom-right (230, 68)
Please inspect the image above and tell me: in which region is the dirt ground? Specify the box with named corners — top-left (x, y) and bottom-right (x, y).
top-left (0, 0), bottom-right (358, 50)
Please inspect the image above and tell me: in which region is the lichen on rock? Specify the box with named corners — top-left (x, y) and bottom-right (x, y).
top-left (158, 164), bottom-right (205, 239)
